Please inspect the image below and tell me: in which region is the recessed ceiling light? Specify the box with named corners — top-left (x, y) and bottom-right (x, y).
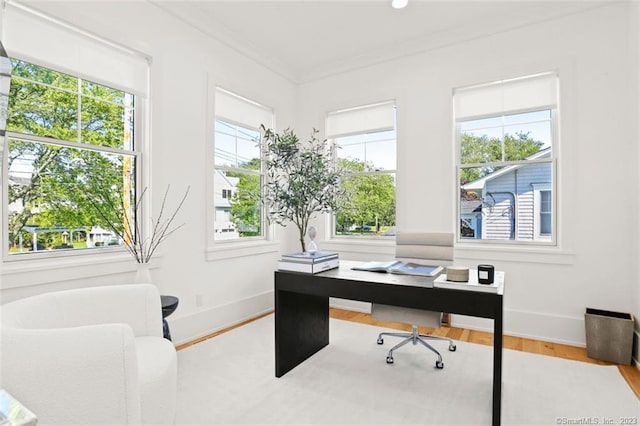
top-left (392, 0), bottom-right (408, 9)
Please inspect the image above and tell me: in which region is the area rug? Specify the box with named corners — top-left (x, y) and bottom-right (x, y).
top-left (175, 315), bottom-right (638, 425)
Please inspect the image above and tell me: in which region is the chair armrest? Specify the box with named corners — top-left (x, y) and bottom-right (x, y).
top-left (53, 284), bottom-right (163, 337)
top-left (1, 323), bottom-right (142, 425)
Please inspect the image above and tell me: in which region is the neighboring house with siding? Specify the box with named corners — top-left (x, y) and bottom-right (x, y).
top-left (213, 170), bottom-right (239, 239)
top-left (461, 148), bottom-right (552, 242)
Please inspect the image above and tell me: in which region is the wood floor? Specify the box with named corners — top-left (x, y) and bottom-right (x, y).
top-left (331, 307), bottom-right (640, 400)
top-left (176, 307), bottom-right (640, 400)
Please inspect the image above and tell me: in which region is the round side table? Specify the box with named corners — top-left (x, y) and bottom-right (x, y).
top-left (160, 295), bottom-right (179, 341)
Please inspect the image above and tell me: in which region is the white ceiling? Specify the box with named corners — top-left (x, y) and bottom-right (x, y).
top-left (23, 0), bottom-right (607, 84)
top-left (150, 0), bottom-right (604, 83)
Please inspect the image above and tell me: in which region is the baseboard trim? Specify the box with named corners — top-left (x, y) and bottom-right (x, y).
top-left (450, 310), bottom-right (587, 348)
top-left (329, 298), bottom-right (587, 346)
top-left (168, 291), bottom-right (273, 346)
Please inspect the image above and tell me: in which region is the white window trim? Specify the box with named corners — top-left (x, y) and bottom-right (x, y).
top-left (206, 82), bottom-right (277, 260)
top-left (454, 73), bottom-right (559, 247)
top-left (326, 101), bottom-right (397, 243)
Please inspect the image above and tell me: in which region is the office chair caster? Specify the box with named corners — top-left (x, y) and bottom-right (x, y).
top-left (386, 356), bottom-right (394, 364)
top-left (436, 360), bottom-right (444, 369)
top-left (449, 344), bottom-right (456, 351)
top-left (377, 338), bottom-right (384, 345)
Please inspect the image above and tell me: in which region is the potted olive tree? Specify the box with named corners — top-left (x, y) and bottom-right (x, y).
top-left (260, 125), bottom-right (343, 252)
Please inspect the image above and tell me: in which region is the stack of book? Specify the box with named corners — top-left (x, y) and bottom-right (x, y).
top-left (277, 251), bottom-right (339, 274)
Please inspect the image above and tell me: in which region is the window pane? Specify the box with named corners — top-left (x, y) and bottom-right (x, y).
top-left (8, 75), bottom-right (78, 141)
top-left (460, 162), bottom-right (552, 241)
top-left (7, 138), bottom-right (135, 255)
top-left (540, 190), bottom-right (552, 235)
top-left (214, 170), bottom-right (262, 240)
top-left (11, 59), bottom-right (76, 91)
top-left (540, 213), bottom-right (552, 235)
top-left (81, 96), bottom-right (129, 149)
top-left (336, 173), bottom-right (396, 236)
top-left (337, 140), bottom-right (365, 164)
top-left (215, 119), bottom-right (260, 170)
top-left (82, 80), bottom-right (128, 106)
top-left (503, 125), bottom-right (550, 161)
top-left (460, 132), bottom-right (502, 165)
top-left (460, 110), bottom-right (552, 164)
top-left (336, 130), bottom-right (396, 171)
top-left (237, 138), bottom-right (260, 168)
top-left (366, 139), bottom-right (396, 171)
top-left (215, 131), bottom-right (236, 167)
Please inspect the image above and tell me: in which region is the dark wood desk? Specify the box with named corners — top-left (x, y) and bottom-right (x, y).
top-left (275, 261), bottom-right (504, 426)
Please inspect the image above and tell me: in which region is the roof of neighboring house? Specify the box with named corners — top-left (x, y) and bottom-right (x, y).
top-left (460, 199), bottom-right (483, 215)
top-left (8, 175), bottom-right (30, 186)
top-left (462, 147), bottom-right (551, 191)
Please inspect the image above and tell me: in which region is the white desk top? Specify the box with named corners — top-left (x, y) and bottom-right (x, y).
top-left (434, 270), bottom-right (505, 294)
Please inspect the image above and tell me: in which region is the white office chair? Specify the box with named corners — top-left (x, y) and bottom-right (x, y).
top-left (372, 232), bottom-right (456, 369)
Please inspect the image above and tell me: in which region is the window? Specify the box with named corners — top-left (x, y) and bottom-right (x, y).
top-left (326, 102), bottom-right (397, 238)
top-left (533, 184), bottom-right (552, 240)
top-left (4, 59), bottom-right (138, 256)
top-left (540, 191), bottom-right (552, 235)
top-left (213, 88), bottom-right (272, 241)
top-left (455, 72), bottom-right (558, 244)
top-left (1, 2), bottom-right (149, 261)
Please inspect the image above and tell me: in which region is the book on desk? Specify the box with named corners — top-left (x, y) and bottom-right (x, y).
top-left (351, 260), bottom-right (443, 277)
top-left (278, 251), bottom-right (339, 274)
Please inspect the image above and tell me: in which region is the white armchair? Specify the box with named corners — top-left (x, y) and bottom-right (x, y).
top-left (1, 284), bottom-right (177, 425)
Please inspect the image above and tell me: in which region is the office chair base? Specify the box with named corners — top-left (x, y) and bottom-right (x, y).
top-left (377, 325), bottom-right (455, 369)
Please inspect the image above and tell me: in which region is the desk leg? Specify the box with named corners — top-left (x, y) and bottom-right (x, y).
top-left (275, 289), bottom-right (329, 377)
top-left (492, 304), bottom-right (503, 426)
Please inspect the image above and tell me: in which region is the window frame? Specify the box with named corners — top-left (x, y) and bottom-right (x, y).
top-left (1, 56), bottom-right (145, 262)
top-left (213, 117), bottom-right (265, 242)
top-left (455, 101), bottom-right (558, 247)
top-left (329, 123), bottom-right (397, 241)
top-left (207, 86), bottom-right (275, 255)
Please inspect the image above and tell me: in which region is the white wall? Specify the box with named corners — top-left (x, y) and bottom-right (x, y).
top-left (0, 1), bottom-right (296, 344)
top-left (634, 1), bottom-right (640, 364)
top-left (299, 3), bottom-right (639, 350)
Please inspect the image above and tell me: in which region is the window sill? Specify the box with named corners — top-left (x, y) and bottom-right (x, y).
top-left (1, 250), bottom-right (158, 290)
top-left (206, 240), bottom-right (280, 261)
top-left (454, 243), bottom-right (575, 265)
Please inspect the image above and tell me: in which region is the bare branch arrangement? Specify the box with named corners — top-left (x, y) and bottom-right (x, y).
top-left (88, 185), bottom-right (190, 263)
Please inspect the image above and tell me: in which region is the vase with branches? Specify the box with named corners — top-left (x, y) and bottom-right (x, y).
top-left (260, 125), bottom-right (343, 252)
top-left (88, 185), bottom-right (190, 271)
